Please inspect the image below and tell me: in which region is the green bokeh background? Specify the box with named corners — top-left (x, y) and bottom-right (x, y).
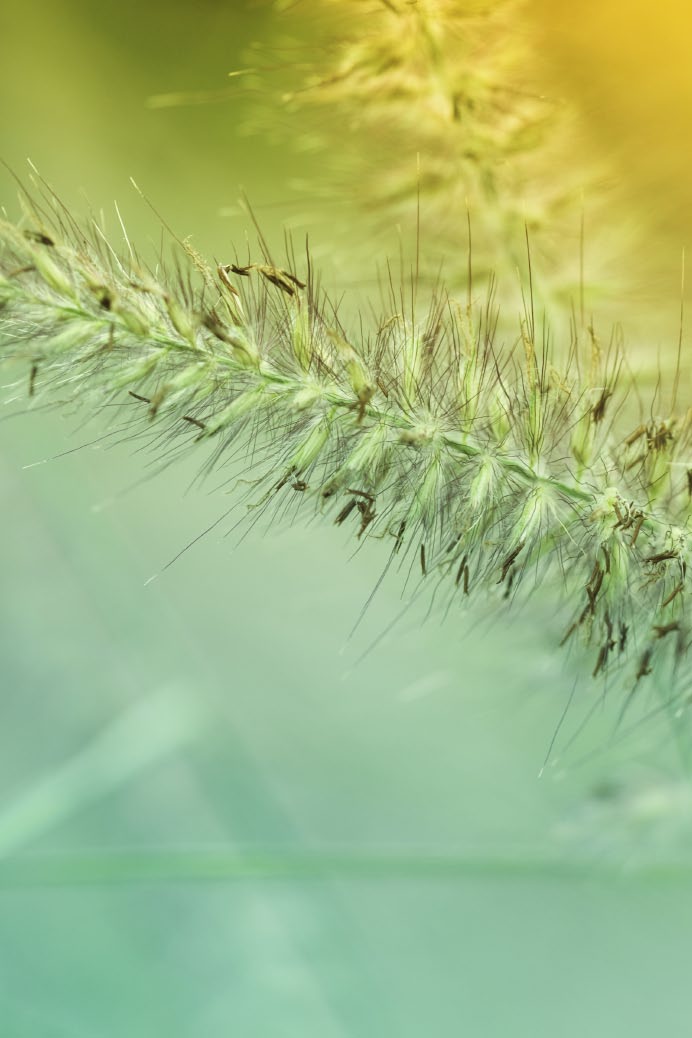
top-left (2, 2), bottom-right (692, 1035)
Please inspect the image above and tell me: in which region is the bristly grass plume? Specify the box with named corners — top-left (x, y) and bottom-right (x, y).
top-left (1, 174), bottom-right (691, 702)
top-left (232, 0), bottom-right (635, 325)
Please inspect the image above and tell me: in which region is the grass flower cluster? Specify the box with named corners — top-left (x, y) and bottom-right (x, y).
top-left (239, 0), bottom-right (625, 319)
top-left (1, 183), bottom-right (690, 696)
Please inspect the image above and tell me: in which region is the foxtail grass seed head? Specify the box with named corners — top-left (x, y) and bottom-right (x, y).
top-left (0, 183), bottom-right (691, 702)
top-left (236, 0), bottom-right (642, 336)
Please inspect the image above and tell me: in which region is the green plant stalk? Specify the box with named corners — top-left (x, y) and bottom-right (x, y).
top-left (1, 205), bottom-right (691, 691)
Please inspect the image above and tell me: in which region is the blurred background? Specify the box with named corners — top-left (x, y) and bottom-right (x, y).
top-left (2, 1), bottom-right (692, 1034)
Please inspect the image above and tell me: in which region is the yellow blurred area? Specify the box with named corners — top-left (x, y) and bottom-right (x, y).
top-left (521, 0), bottom-right (692, 388)
top-left (531, 0), bottom-right (692, 249)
